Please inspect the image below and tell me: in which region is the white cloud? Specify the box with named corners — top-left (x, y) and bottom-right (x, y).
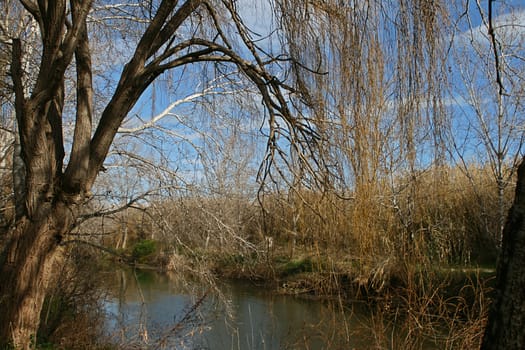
top-left (456, 8), bottom-right (525, 51)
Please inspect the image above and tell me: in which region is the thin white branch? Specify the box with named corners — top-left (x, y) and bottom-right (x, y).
top-left (117, 85), bottom-right (240, 133)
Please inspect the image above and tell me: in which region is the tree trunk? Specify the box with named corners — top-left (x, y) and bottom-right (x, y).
top-left (0, 201), bottom-right (73, 349)
top-left (481, 157), bottom-right (525, 349)
top-left (12, 131), bottom-right (26, 220)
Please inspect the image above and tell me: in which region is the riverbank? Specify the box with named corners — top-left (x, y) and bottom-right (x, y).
top-left (114, 237), bottom-right (496, 305)
top-left (107, 248), bottom-right (495, 349)
top-left (157, 246), bottom-right (494, 297)
top-left (211, 251), bottom-right (493, 349)
top-left (27, 241), bottom-right (494, 350)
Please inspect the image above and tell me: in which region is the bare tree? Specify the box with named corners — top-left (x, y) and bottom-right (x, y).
top-left (0, 1), bottom-right (322, 347)
top-left (450, 0), bottom-right (525, 245)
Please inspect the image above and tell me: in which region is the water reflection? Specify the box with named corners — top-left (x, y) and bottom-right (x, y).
top-left (102, 269), bottom-right (375, 349)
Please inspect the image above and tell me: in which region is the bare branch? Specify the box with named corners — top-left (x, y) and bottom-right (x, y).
top-left (61, 239), bottom-right (130, 261)
top-left (488, 0), bottom-right (505, 95)
top-left (19, 0), bottom-right (40, 23)
top-left (118, 85), bottom-right (238, 133)
top-left (77, 189), bottom-right (152, 224)
top-left (10, 39), bottom-right (28, 157)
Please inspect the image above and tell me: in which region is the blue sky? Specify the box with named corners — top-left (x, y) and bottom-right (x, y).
top-left (446, 0), bottom-right (525, 169)
top-left (89, 0), bottom-right (525, 200)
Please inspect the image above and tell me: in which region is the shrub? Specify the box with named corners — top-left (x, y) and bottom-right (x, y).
top-left (132, 239), bottom-right (157, 262)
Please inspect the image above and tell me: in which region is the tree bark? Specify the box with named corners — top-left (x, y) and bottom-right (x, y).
top-left (481, 157), bottom-right (525, 349)
top-left (0, 201), bottom-right (74, 349)
top-left (12, 131), bottom-right (26, 220)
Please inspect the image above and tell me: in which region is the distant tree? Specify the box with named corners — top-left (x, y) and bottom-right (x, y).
top-left (451, 0), bottom-right (525, 244)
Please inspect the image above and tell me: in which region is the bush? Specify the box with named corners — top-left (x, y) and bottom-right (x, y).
top-left (132, 239), bottom-right (157, 262)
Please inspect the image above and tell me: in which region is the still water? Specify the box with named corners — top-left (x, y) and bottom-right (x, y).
top-left (102, 269), bottom-right (381, 349)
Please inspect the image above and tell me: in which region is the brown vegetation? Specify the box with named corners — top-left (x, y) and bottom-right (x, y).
top-left (72, 164), bottom-right (502, 348)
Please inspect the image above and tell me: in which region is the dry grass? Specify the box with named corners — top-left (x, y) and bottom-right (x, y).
top-left (108, 164), bottom-right (508, 274)
top-left (37, 246), bottom-right (112, 349)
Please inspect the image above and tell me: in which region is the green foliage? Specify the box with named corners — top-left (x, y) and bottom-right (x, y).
top-left (36, 342), bottom-right (55, 350)
top-left (280, 257), bottom-right (315, 276)
top-left (132, 239), bottom-right (157, 262)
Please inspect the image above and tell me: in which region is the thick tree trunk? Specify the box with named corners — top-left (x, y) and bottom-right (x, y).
top-left (0, 202), bottom-right (72, 349)
top-left (481, 158), bottom-right (525, 349)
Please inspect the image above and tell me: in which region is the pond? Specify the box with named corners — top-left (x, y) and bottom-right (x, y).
top-left (101, 269), bottom-right (434, 349)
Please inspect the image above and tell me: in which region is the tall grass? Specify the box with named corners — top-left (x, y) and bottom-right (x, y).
top-left (116, 164), bottom-right (508, 279)
top-left (268, 164), bottom-right (506, 266)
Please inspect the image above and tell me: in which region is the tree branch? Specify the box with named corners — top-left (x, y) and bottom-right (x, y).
top-left (19, 0), bottom-right (40, 21)
top-left (61, 239), bottom-right (131, 262)
top-left (86, 1), bottom-right (205, 190)
top-left (10, 39), bottom-right (26, 142)
top-left (488, 0), bottom-right (504, 95)
top-left (76, 189), bottom-right (152, 225)
top-left (85, 0), bottom-right (323, 195)
top-left (63, 2), bottom-right (94, 195)
top-left (117, 85), bottom-right (237, 133)
top-left (151, 0), bottom-right (204, 57)
top-left (27, 0), bottom-right (92, 110)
